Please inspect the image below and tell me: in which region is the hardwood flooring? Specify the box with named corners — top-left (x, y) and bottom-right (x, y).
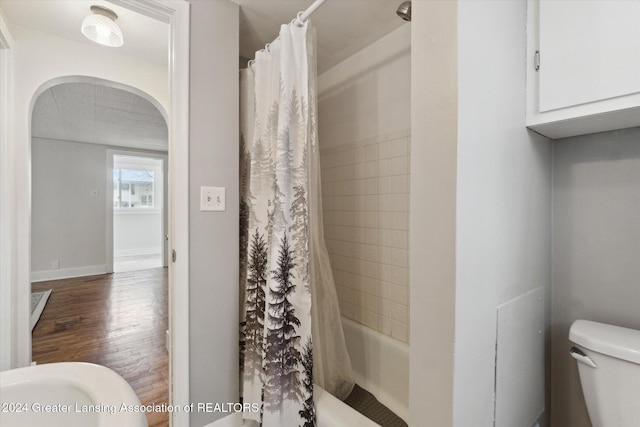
top-left (32, 268), bottom-right (169, 427)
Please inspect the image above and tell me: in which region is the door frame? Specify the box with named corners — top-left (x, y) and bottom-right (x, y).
top-left (107, 150), bottom-right (168, 273)
top-left (110, 2), bottom-right (191, 425)
top-left (0, 1), bottom-right (191, 426)
top-left (0, 12), bottom-right (18, 372)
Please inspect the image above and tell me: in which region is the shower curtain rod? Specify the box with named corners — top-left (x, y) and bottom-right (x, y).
top-left (248, 0), bottom-right (326, 67)
top-left (296, 0), bottom-right (326, 25)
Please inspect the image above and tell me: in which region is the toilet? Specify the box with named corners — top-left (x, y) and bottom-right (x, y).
top-left (569, 320), bottom-right (640, 427)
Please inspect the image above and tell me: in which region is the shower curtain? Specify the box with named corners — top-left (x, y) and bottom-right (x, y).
top-left (239, 21), bottom-right (353, 426)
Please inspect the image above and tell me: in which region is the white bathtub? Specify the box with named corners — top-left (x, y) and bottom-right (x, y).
top-left (209, 317), bottom-right (409, 427)
top-left (341, 316), bottom-right (410, 422)
top-left (0, 362), bottom-right (147, 427)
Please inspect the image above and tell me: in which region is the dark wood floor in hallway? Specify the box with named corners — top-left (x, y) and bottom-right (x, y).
top-left (32, 268), bottom-right (169, 427)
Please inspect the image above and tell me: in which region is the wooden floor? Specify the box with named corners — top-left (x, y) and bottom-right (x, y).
top-left (32, 268), bottom-right (169, 427)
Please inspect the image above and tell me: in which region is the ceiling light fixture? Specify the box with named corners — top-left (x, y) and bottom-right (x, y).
top-left (81, 5), bottom-right (124, 47)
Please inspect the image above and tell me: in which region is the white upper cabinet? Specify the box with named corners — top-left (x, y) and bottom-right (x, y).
top-left (526, 0), bottom-right (640, 139)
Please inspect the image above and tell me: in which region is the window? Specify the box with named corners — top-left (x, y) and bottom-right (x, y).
top-left (113, 168), bottom-right (155, 209)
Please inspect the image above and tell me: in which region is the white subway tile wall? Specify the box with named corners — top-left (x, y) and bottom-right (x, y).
top-left (320, 131), bottom-right (410, 343)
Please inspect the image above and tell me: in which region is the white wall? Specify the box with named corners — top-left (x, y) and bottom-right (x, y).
top-left (0, 10), bottom-right (16, 371)
top-left (453, 1), bottom-right (551, 426)
top-left (318, 25), bottom-right (410, 149)
top-left (31, 138), bottom-right (167, 281)
top-left (410, 1), bottom-right (552, 426)
top-left (31, 138), bottom-right (108, 278)
top-left (551, 127), bottom-right (640, 427)
top-left (113, 155), bottom-right (164, 259)
top-left (409, 2), bottom-right (458, 425)
top-left (114, 213), bottom-right (162, 257)
top-left (318, 25), bottom-right (411, 343)
top-left (188, 1), bottom-right (239, 425)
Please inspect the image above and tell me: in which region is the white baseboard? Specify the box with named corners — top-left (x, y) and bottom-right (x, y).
top-left (31, 265), bottom-right (108, 282)
top-left (114, 247), bottom-right (161, 257)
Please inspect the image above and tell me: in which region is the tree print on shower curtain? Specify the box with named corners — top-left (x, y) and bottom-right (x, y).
top-left (243, 229), bottom-right (267, 377)
top-left (290, 185), bottom-right (309, 288)
top-left (239, 134), bottom-right (252, 375)
top-left (239, 21), bottom-right (317, 426)
top-left (264, 234), bottom-right (302, 411)
top-left (299, 337), bottom-right (315, 426)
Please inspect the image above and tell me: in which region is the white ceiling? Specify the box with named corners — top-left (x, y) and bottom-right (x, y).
top-left (234, 0), bottom-right (406, 74)
top-left (1, 0), bottom-right (169, 150)
top-left (2, 0), bottom-right (406, 149)
top-left (32, 83), bottom-right (168, 151)
top-left (0, 0), bottom-right (169, 66)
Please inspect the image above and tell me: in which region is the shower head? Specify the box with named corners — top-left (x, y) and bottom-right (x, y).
top-left (396, 1), bottom-right (411, 22)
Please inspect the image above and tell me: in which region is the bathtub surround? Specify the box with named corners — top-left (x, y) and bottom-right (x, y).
top-left (342, 316), bottom-right (409, 421)
top-left (318, 24), bottom-right (411, 344)
top-left (551, 127), bottom-right (640, 426)
top-left (320, 133), bottom-right (410, 342)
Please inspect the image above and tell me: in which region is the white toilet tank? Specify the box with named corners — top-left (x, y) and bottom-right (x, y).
top-left (569, 320), bottom-right (640, 427)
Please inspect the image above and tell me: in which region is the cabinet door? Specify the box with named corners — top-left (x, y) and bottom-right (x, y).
top-left (539, 0), bottom-right (640, 112)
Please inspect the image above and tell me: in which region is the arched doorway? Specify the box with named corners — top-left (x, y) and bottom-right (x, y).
top-left (30, 78), bottom-right (170, 426)
top-left (0, 2), bottom-right (191, 425)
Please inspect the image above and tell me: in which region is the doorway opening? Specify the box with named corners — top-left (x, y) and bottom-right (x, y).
top-left (1, 1), bottom-right (190, 423)
top-left (111, 154), bottom-right (167, 273)
top-left (30, 80), bottom-right (171, 426)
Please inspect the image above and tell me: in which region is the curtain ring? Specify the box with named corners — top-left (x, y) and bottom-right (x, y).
top-left (247, 59), bottom-right (254, 70)
top-left (295, 11), bottom-right (305, 27)
top-left (265, 43), bottom-right (271, 53)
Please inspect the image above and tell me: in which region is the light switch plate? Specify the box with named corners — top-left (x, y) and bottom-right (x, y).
top-left (200, 186), bottom-right (225, 211)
